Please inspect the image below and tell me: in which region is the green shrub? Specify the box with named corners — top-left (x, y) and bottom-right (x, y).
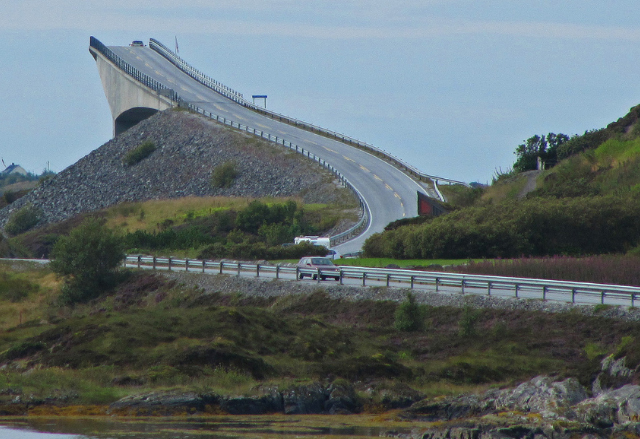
top-left (394, 292), bottom-right (426, 332)
top-left (458, 305), bottom-right (480, 337)
top-left (4, 203), bottom-right (43, 236)
top-left (122, 140), bottom-right (157, 166)
top-left (211, 161), bottom-right (238, 189)
top-left (50, 218), bottom-right (125, 305)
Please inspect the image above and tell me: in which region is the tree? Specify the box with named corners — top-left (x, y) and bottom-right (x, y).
top-left (514, 135), bottom-right (547, 172)
top-left (50, 218), bottom-right (124, 304)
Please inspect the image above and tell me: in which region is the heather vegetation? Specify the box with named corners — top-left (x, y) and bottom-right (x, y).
top-left (2, 261), bottom-right (640, 409)
top-left (450, 256), bottom-right (640, 287)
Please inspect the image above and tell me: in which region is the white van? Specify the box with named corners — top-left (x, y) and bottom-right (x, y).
top-left (294, 236), bottom-right (340, 259)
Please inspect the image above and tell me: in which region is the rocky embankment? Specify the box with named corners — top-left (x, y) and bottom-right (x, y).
top-left (0, 110), bottom-right (351, 229)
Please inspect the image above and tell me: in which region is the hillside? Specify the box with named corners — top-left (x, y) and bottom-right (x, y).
top-left (366, 105), bottom-right (640, 259)
top-left (2, 261), bottom-right (640, 436)
top-left (0, 109), bottom-right (354, 231)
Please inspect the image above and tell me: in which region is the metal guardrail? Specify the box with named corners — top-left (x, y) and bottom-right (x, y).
top-left (89, 36), bottom-right (369, 246)
top-left (147, 38), bottom-right (468, 194)
top-left (183, 104), bottom-right (370, 246)
top-left (89, 37), bottom-right (179, 102)
top-left (125, 255), bottom-right (640, 307)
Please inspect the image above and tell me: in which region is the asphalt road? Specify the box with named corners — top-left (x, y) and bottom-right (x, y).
top-left (109, 45), bottom-right (430, 253)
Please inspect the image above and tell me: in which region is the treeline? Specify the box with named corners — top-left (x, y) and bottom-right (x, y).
top-left (363, 195), bottom-right (640, 259)
top-left (123, 200), bottom-right (327, 259)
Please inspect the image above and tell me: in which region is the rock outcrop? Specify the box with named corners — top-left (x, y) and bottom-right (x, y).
top-left (0, 110), bottom-right (352, 230)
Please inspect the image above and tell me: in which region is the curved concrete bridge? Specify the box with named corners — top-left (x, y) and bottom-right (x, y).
top-left (89, 37), bottom-right (450, 253)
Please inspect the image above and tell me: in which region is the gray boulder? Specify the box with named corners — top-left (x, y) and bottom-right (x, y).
top-left (494, 376), bottom-right (588, 418)
top-left (575, 385), bottom-right (640, 428)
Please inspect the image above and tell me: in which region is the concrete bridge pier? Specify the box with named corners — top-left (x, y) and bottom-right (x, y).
top-left (89, 47), bottom-right (174, 136)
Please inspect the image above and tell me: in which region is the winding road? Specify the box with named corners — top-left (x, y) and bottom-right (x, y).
top-left (107, 43), bottom-right (431, 253)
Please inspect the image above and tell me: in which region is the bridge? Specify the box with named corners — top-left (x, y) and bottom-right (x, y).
top-left (89, 37), bottom-right (460, 253)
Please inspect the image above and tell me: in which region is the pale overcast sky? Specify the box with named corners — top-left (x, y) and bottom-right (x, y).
top-left (1, 1), bottom-right (639, 183)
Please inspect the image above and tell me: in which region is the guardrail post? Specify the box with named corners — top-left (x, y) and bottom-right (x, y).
top-left (317, 269), bottom-right (321, 283)
top-left (461, 280), bottom-right (465, 295)
top-left (362, 272), bottom-right (366, 287)
top-left (601, 291), bottom-right (605, 304)
top-left (543, 286), bottom-right (548, 301)
top-left (137, 255), bottom-right (141, 269)
top-left (219, 261), bottom-right (224, 274)
top-left (296, 267), bottom-right (300, 280)
top-left (339, 270), bottom-right (343, 285)
top-left (202, 260), bottom-right (206, 273)
top-left (386, 274), bottom-right (390, 287)
top-left (168, 257), bottom-right (172, 271)
top-left (572, 288), bottom-right (576, 303)
top-left (237, 263), bottom-right (241, 277)
top-left (435, 278), bottom-right (439, 292)
top-left (257, 264), bottom-right (260, 278)
top-left (410, 276), bottom-right (414, 289)
top-left (515, 284), bottom-right (519, 299)
top-left (632, 294), bottom-right (636, 308)
top-left (185, 259), bottom-right (189, 272)
top-left (153, 256), bottom-right (156, 270)
top-left (276, 265), bottom-right (280, 279)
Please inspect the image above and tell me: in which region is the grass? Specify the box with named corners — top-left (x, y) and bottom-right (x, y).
top-left (0, 262), bottom-right (638, 410)
top-left (104, 196), bottom-right (258, 233)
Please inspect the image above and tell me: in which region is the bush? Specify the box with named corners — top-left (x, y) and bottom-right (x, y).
top-left (122, 140), bottom-right (157, 166)
top-left (211, 161), bottom-right (238, 189)
top-left (4, 203), bottom-right (43, 236)
top-left (394, 292), bottom-right (427, 332)
top-left (458, 305), bottom-right (480, 337)
top-left (50, 218), bottom-right (125, 304)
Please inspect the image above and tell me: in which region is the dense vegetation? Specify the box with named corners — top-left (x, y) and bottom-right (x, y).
top-left (365, 104), bottom-right (640, 260)
top-left (364, 195), bottom-right (640, 259)
top-left (4, 197), bottom-right (349, 260)
top-left (1, 261), bottom-right (639, 408)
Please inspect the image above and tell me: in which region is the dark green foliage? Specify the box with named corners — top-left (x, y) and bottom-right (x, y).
top-left (364, 195), bottom-right (640, 259)
top-left (122, 140), bottom-right (157, 166)
top-left (394, 292), bottom-right (427, 332)
top-left (122, 200), bottom-right (319, 256)
top-left (513, 133), bottom-right (569, 172)
top-left (4, 203), bottom-right (43, 236)
top-left (211, 161), bottom-right (238, 188)
top-left (50, 218), bottom-right (125, 304)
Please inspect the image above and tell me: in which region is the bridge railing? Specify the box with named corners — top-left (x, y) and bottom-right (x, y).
top-left (89, 36), bottom-right (369, 246)
top-left (148, 38), bottom-right (244, 104)
top-left (89, 37), bottom-right (179, 102)
top-left (184, 103), bottom-right (370, 246)
top-left (125, 255), bottom-right (640, 307)
top-left (147, 38), bottom-right (467, 193)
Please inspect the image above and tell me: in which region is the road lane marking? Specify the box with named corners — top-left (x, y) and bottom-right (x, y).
top-left (342, 155), bottom-right (355, 162)
top-left (360, 165), bottom-right (370, 173)
top-left (394, 192), bottom-right (401, 199)
top-left (322, 146), bottom-right (338, 154)
top-left (373, 174), bottom-right (382, 182)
